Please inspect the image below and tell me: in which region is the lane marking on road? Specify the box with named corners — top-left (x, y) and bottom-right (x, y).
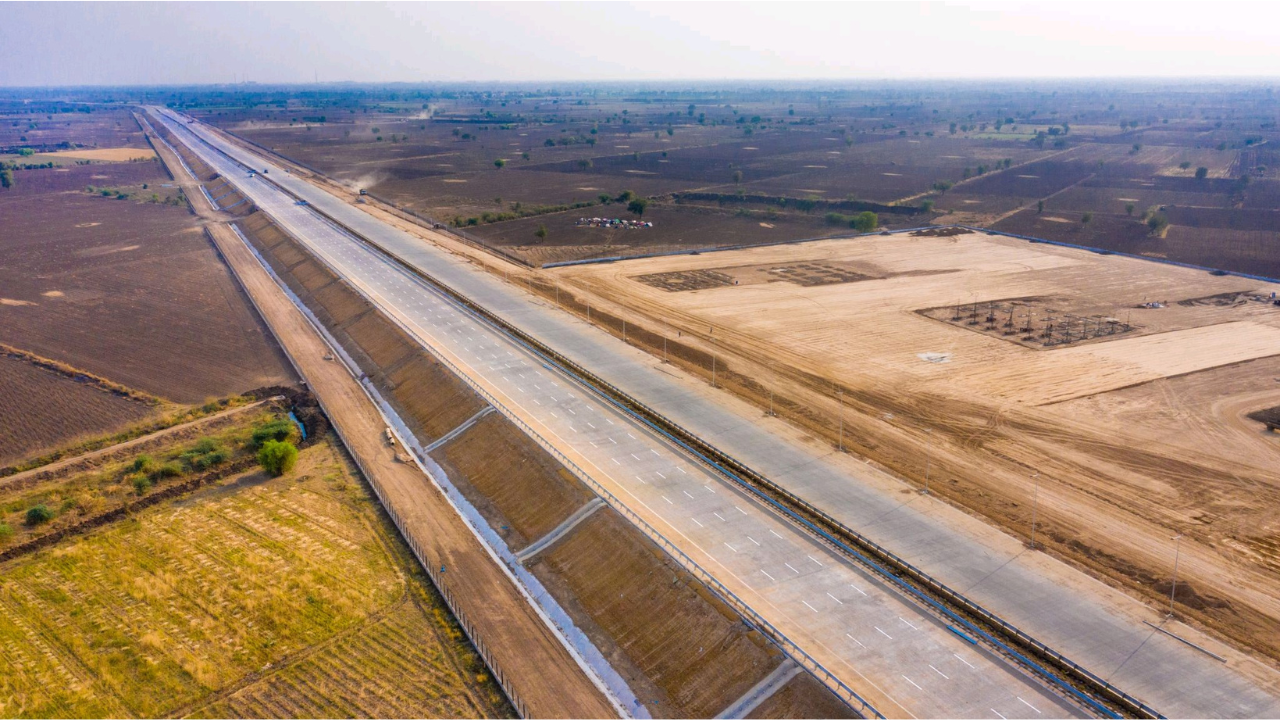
top-left (714, 512), bottom-right (726, 522)
top-left (761, 569), bottom-right (776, 582)
top-left (846, 633), bottom-right (866, 648)
top-left (902, 675), bottom-right (922, 691)
top-left (677, 467), bottom-right (686, 474)
top-left (954, 653), bottom-right (976, 669)
top-left (875, 626), bottom-right (893, 640)
top-left (611, 458), bottom-right (621, 466)
top-left (725, 542), bottom-right (738, 553)
top-left (929, 664), bottom-right (948, 680)
top-left (736, 505), bottom-right (747, 515)
top-left (785, 562), bottom-right (800, 574)
top-left (656, 471), bottom-right (666, 479)
top-left (770, 529), bottom-right (784, 539)
top-left (683, 490), bottom-right (694, 499)
top-left (899, 617), bottom-right (918, 630)
top-left (808, 555), bottom-right (824, 566)
top-left (991, 709), bottom-right (1007, 720)
top-left (827, 592), bottom-right (843, 604)
top-left (748, 536), bottom-right (760, 546)
top-left (662, 495), bottom-right (673, 505)
top-left (802, 600), bottom-right (819, 613)
top-left (704, 483), bottom-right (715, 493)
top-left (1018, 697), bottom-right (1041, 714)
top-left (850, 583), bottom-right (867, 596)
top-left (692, 518), bottom-right (704, 527)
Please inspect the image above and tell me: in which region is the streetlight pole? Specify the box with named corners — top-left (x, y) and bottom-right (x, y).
top-left (1169, 534), bottom-right (1184, 618)
top-left (837, 389), bottom-right (844, 452)
top-left (922, 429), bottom-right (932, 494)
top-left (1029, 472), bottom-right (1040, 550)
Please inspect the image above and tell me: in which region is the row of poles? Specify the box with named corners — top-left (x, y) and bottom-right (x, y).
top-left (503, 267), bottom-right (1189, 620)
top-left (950, 301), bottom-right (1133, 345)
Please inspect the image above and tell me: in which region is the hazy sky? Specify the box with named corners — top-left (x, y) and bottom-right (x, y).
top-left (3, 1), bottom-right (1280, 87)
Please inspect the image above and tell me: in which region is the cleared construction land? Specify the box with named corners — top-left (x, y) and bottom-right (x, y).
top-left (553, 228), bottom-right (1280, 665)
top-left (0, 403), bottom-right (510, 718)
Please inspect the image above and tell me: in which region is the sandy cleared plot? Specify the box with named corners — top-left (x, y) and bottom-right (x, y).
top-left (555, 228), bottom-right (1280, 664)
top-left (954, 321), bottom-right (1280, 404)
top-left (38, 147), bottom-right (157, 162)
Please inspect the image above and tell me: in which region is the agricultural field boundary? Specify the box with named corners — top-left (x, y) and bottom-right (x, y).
top-left (0, 342), bottom-right (160, 406)
top-left (0, 397), bottom-right (274, 491)
top-left (224, 222), bottom-right (628, 719)
top-left (541, 226), bottom-right (939, 268)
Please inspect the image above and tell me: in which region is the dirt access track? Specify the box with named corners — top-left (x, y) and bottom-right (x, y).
top-left (553, 228), bottom-right (1280, 667)
top-left (144, 121), bottom-right (616, 716)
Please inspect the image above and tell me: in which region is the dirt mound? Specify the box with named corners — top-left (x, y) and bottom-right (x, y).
top-left (910, 226), bottom-right (972, 237)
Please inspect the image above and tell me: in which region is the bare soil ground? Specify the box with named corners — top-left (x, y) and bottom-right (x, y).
top-left (531, 508), bottom-right (784, 718)
top-left (553, 229), bottom-right (1280, 665)
top-left (0, 162), bottom-right (295, 403)
top-left (746, 672), bottom-right (859, 719)
top-left (432, 412), bottom-right (596, 551)
top-left (0, 353), bottom-right (155, 467)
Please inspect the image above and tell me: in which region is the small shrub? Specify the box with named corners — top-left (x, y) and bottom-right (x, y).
top-left (0, 522), bottom-right (12, 543)
top-left (251, 419), bottom-right (297, 448)
top-left (131, 474), bottom-right (152, 495)
top-left (151, 461), bottom-right (183, 479)
top-left (258, 440), bottom-right (299, 477)
top-left (1195, 167), bottom-right (1209, 179)
top-left (131, 454), bottom-right (155, 473)
top-left (853, 211), bottom-right (879, 232)
top-left (25, 505), bottom-right (53, 525)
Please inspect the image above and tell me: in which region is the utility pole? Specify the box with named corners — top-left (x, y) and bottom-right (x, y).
top-left (922, 429), bottom-right (933, 494)
top-left (837, 389), bottom-right (844, 452)
top-left (1169, 534), bottom-right (1184, 618)
top-left (623, 318), bottom-right (627, 344)
top-left (663, 335), bottom-right (668, 363)
top-left (1029, 472), bottom-right (1041, 550)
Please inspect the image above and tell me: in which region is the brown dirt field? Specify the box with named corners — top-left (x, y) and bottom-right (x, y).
top-left (746, 672), bottom-right (859, 719)
top-left (532, 508), bottom-right (783, 718)
top-left (553, 229), bottom-right (1280, 667)
top-left (0, 164), bottom-right (295, 403)
top-left (0, 353), bottom-right (155, 467)
top-left (431, 412), bottom-right (596, 551)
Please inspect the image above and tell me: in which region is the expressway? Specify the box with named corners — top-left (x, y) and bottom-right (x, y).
top-left (153, 108), bottom-right (1084, 719)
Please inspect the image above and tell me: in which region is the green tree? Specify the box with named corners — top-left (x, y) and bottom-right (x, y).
top-left (1081, 212), bottom-right (1093, 224)
top-left (258, 439), bottom-right (299, 477)
top-left (1179, 161), bottom-right (1191, 170)
top-left (733, 170), bottom-right (743, 184)
top-left (1125, 203), bottom-right (1135, 216)
top-left (578, 158), bottom-right (593, 171)
top-left (2, 168), bottom-right (14, 189)
top-left (1147, 213), bottom-right (1170, 235)
top-left (1195, 166), bottom-right (1209, 179)
top-left (853, 211), bottom-right (878, 232)
top-left (920, 199), bottom-right (934, 212)
top-left (534, 224), bottom-right (548, 240)
top-left (1037, 199), bottom-right (1044, 214)
top-left (494, 158), bottom-right (506, 169)
top-left (597, 193), bottom-right (612, 205)
top-left (627, 197), bottom-right (649, 217)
